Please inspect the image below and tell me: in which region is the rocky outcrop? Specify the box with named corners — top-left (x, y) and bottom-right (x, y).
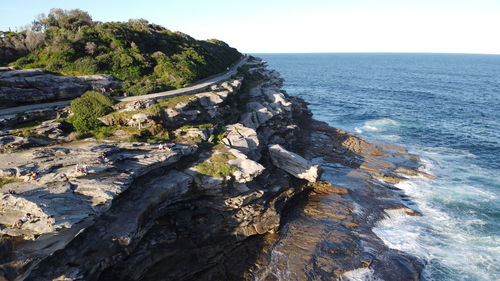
top-left (174, 126), bottom-right (214, 142)
top-left (0, 69), bottom-right (121, 104)
top-left (0, 60), bottom-right (315, 281)
top-left (0, 142), bottom-right (196, 237)
top-left (268, 144), bottom-right (321, 182)
top-left (0, 57), bottom-right (426, 281)
top-left (0, 104), bottom-right (70, 129)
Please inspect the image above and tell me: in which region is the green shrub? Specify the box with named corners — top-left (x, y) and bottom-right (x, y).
top-left (70, 91), bottom-right (115, 132)
top-left (70, 117), bottom-right (103, 133)
top-left (237, 65), bottom-right (266, 93)
top-left (92, 126), bottom-right (114, 139)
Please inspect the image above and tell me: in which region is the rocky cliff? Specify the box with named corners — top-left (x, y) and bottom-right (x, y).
top-left (0, 58), bottom-right (427, 280)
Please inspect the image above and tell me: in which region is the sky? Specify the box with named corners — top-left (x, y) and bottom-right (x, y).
top-left (1, 0), bottom-right (499, 54)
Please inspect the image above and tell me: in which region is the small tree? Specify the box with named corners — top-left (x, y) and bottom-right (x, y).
top-left (25, 30), bottom-right (45, 51)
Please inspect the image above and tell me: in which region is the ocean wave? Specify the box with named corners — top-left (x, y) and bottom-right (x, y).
top-left (381, 134), bottom-right (401, 141)
top-left (373, 171), bottom-right (500, 281)
top-left (354, 118), bottom-right (400, 134)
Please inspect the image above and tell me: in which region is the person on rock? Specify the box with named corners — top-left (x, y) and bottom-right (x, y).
top-left (99, 152), bottom-right (110, 163)
top-left (158, 143), bottom-right (170, 151)
top-left (12, 213), bottom-right (31, 229)
top-left (75, 165), bottom-right (89, 175)
top-left (46, 215), bottom-right (55, 227)
top-left (24, 171), bottom-right (39, 182)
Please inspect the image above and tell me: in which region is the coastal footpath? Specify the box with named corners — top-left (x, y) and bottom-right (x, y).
top-left (0, 58), bottom-right (431, 280)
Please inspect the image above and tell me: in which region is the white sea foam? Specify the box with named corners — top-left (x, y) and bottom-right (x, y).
top-left (365, 118), bottom-right (399, 131)
top-left (342, 267), bottom-right (383, 281)
top-left (354, 118), bottom-right (400, 135)
top-left (372, 152), bottom-right (500, 281)
top-left (381, 134), bottom-right (401, 141)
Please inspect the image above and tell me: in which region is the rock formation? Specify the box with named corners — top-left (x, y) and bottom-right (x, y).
top-left (0, 69), bottom-right (121, 104)
top-left (0, 57), bottom-right (426, 281)
top-left (268, 144), bottom-right (321, 182)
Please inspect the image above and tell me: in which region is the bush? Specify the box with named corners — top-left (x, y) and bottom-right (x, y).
top-left (70, 91), bottom-right (115, 132)
top-left (92, 126), bottom-right (114, 139)
top-left (70, 115), bottom-right (103, 133)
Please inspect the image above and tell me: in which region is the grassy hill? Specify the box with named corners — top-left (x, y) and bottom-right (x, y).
top-left (0, 9), bottom-right (241, 95)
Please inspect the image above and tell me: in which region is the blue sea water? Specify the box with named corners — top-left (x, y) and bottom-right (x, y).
top-left (256, 53), bottom-right (500, 281)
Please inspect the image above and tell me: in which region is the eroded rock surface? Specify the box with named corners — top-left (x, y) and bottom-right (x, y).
top-left (0, 69), bottom-right (121, 104)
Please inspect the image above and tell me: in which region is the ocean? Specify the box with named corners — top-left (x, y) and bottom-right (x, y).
top-left (256, 53), bottom-right (500, 281)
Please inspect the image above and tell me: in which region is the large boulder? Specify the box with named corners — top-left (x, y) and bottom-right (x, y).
top-left (173, 127), bottom-right (213, 142)
top-left (222, 123), bottom-right (261, 160)
top-left (268, 144), bottom-right (321, 182)
top-left (33, 120), bottom-right (65, 140)
top-left (127, 113), bottom-right (155, 128)
top-left (227, 148), bottom-right (265, 184)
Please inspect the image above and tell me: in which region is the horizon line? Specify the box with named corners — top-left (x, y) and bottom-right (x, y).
top-left (246, 51), bottom-right (500, 56)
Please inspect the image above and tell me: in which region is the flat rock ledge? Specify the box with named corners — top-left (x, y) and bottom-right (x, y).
top-left (0, 142), bottom-right (196, 238)
top-left (0, 69), bottom-right (121, 104)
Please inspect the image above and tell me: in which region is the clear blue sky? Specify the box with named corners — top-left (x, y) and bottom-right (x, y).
top-left (1, 0), bottom-right (499, 54)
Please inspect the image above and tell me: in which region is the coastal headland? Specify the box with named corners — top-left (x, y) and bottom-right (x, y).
top-left (0, 10), bottom-right (432, 280)
top-left (0, 57), bottom-right (431, 281)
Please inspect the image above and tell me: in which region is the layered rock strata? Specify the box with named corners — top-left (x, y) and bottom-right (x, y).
top-left (0, 69), bottom-right (121, 104)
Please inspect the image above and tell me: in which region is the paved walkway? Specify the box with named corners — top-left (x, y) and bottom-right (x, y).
top-left (0, 56), bottom-right (248, 117)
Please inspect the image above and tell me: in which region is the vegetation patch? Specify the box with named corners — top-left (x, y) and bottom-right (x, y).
top-left (194, 162), bottom-right (238, 179)
top-left (0, 9), bottom-right (241, 95)
top-left (91, 126), bottom-right (115, 139)
top-left (247, 55), bottom-right (258, 62)
top-left (193, 148), bottom-right (238, 179)
top-left (156, 94), bottom-right (199, 108)
top-left (178, 123), bottom-right (214, 130)
top-left (69, 91), bottom-right (115, 133)
top-left (100, 104), bottom-right (162, 126)
top-left (11, 120), bottom-right (42, 130)
top-left (236, 65), bottom-right (267, 93)
top-left (0, 177), bottom-right (20, 188)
